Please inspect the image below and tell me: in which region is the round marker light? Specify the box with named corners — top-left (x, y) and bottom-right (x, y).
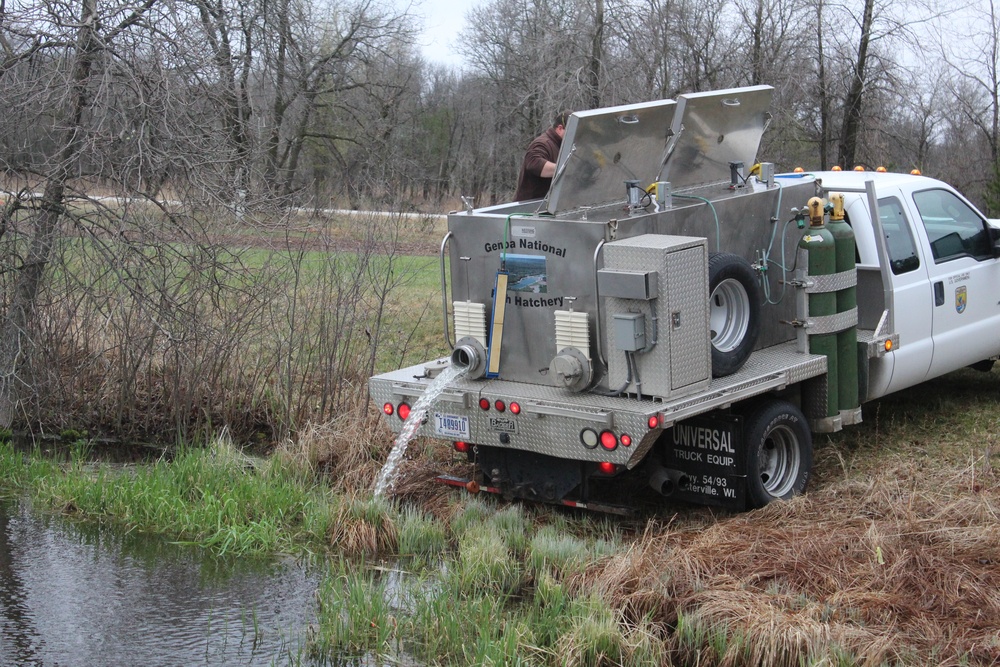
top-left (397, 403), bottom-right (411, 421)
top-left (793, 166), bottom-right (804, 173)
top-left (599, 430), bottom-right (617, 451)
top-left (853, 165), bottom-right (865, 171)
top-left (876, 166), bottom-right (887, 172)
top-left (884, 339), bottom-right (893, 352)
top-left (494, 400), bottom-right (506, 412)
top-left (580, 428), bottom-right (599, 449)
top-left (382, 402), bottom-right (394, 416)
top-left (454, 441), bottom-right (470, 453)
top-left (832, 165), bottom-right (842, 171)
top-left (620, 434), bottom-right (632, 447)
top-left (598, 462), bottom-right (616, 475)
top-left (911, 169), bottom-right (922, 175)
top-left (648, 415), bottom-right (660, 429)
top-left (479, 398), bottom-right (490, 411)
top-left (510, 402), bottom-right (521, 415)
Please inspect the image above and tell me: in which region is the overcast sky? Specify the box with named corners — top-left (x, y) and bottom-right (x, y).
top-left (409, 0), bottom-right (485, 68)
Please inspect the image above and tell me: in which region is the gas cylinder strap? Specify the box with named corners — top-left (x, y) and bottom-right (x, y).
top-left (804, 307), bottom-right (858, 335)
top-left (804, 268), bottom-right (857, 294)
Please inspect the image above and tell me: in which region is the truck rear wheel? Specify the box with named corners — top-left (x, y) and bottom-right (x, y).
top-left (708, 252), bottom-right (760, 377)
top-left (743, 399), bottom-right (812, 508)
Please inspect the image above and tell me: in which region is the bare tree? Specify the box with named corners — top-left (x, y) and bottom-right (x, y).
top-left (0, 0), bottom-right (161, 427)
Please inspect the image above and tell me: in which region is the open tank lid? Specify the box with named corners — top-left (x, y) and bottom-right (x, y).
top-left (543, 86), bottom-right (774, 213)
top-left (544, 99), bottom-right (678, 214)
top-left (661, 85), bottom-right (774, 189)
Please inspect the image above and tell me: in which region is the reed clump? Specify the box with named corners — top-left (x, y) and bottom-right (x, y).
top-left (328, 495), bottom-right (399, 557)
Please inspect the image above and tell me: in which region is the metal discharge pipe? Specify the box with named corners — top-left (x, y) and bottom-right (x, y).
top-left (450, 339), bottom-right (487, 378)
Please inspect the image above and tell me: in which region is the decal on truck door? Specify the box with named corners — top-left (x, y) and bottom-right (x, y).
top-left (956, 286), bottom-right (967, 314)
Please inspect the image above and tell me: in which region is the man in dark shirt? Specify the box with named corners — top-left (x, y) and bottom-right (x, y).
top-left (514, 110), bottom-right (571, 201)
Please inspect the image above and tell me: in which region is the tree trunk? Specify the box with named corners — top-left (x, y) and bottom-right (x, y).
top-left (588, 0), bottom-right (604, 109)
top-left (0, 0), bottom-right (101, 427)
top-left (816, 0), bottom-right (829, 169)
top-left (839, 0), bottom-right (874, 169)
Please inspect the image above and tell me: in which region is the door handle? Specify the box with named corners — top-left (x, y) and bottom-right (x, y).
top-left (933, 281), bottom-right (944, 306)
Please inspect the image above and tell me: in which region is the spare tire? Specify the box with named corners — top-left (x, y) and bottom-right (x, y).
top-left (708, 252), bottom-right (760, 377)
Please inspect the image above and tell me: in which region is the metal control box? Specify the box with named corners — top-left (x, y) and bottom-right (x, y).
top-left (604, 235), bottom-right (710, 399)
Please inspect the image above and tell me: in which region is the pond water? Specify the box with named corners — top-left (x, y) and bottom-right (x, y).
top-left (0, 497), bottom-right (323, 666)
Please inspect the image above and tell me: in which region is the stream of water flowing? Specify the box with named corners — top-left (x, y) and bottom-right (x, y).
top-left (373, 363), bottom-right (467, 497)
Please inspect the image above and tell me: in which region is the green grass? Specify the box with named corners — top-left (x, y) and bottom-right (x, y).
top-left (0, 439), bottom-right (335, 555)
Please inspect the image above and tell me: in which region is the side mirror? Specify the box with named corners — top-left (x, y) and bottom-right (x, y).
top-left (991, 226), bottom-right (1000, 258)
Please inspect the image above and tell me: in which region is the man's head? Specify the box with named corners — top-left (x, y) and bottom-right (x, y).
top-left (553, 110), bottom-right (571, 138)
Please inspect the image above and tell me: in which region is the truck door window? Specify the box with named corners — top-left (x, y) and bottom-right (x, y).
top-left (877, 197), bottom-right (919, 274)
top-left (912, 189), bottom-right (991, 263)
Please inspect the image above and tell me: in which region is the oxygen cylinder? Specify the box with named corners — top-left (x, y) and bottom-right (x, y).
top-left (827, 194), bottom-right (859, 413)
top-left (800, 197), bottom-right (838, 418)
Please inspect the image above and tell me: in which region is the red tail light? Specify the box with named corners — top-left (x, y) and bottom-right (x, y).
top-left (454, 441), bottom-right (470, 453)
top-left (510, 402), bottom-right (521, 415)
top-left (397, 403), bottom-right (411, 420)
top-left (382, 403), bottom-right (394, 416)
top-left (598, 462), bottom-right (616, 474)
top-left (494, 400), bottom-right (506, 413)
top-left (648, 415), bottom-right (660, 429)
top-left (599, 430), bottom-right (617, 451)
top-left (620, 434), bottom-right (632, 447)
top-left (479, 398), bottom-right (490, 411)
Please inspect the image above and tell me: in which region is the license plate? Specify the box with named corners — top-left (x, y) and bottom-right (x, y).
top-left (433, 413), bottom-right (470, 438)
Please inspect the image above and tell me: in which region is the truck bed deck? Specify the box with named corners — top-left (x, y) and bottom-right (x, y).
top-left (370, 339), bottom-right (833, 444)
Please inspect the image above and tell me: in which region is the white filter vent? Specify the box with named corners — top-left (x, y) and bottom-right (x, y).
top-left (554, 310), bottom-right (590, 359)
top-left (453, 301), bottom-right (487, 346)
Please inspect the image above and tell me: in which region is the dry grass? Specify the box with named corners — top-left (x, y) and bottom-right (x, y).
top-left (580, 456), bottom-right (1000, 665)
top-left (327, 494), bottom-right (399, 557)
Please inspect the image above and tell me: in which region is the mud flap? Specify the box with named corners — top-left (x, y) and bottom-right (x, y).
top-left (657, 413), bottom-right (746, 510)
top-left (476, 446), bottom-right (582, 502)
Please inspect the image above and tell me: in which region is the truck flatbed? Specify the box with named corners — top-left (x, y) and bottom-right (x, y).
top-left (370, 339), bottom-right (834, 469)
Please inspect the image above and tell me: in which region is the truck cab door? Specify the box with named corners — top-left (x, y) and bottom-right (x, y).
top-left (904, 187), bottom-right (1000, 378)
top-left (870, 195), bottom-right (933, 394)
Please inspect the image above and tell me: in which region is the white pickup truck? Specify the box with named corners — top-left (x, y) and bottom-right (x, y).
top-left (369, 87), bottom-right (1000, 513)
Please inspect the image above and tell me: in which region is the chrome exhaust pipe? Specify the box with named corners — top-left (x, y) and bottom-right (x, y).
top-left (649, 466), bottom-right (689, 496)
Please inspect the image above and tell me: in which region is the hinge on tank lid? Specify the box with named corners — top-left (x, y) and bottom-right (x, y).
top-left (608, 219), bottom-right (619, 241)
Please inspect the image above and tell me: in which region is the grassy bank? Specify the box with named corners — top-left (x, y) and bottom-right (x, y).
top-left (3, 363), bottom-right (1000, 666)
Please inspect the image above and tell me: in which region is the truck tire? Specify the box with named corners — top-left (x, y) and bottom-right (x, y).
top-left (708, 252), bottom-right (760, 377)
top-left (743, 399), bottom-right (812, 508)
